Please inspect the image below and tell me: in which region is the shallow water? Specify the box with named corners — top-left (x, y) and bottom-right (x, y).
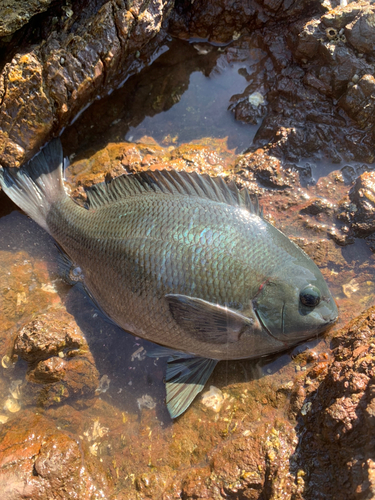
top-left (124, 43), bottom-right (264, 150)
top-left (1, 37), bottom-right (375, 494)
top-left (62, 37), bottom-right (267, 159)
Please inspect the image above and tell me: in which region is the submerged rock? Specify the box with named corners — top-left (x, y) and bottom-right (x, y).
top-left (201, 385), bottom-right (225, 413)
top-left (13, 307), bottom-right (100, 408)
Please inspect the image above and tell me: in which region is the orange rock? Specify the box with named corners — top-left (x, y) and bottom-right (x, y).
top-left (0, 412), bottom-right (110, 499)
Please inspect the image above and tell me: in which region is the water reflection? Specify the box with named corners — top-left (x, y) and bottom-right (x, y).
top-left (297, 159), bottom-right (375, 185)
top-left (62, 37), bottom-right (267, 159)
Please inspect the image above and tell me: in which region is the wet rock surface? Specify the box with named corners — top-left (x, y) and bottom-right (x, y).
top-left (292, 306), bottom-right (375, 499)
top-left (0, 412), bottom-right (110, 499)
top-left (65, 137), bottom-right (235, 203)
top-left (349, 172), bottom-right (375, 236)
top-left (345, 6), bottom-right (375, 54)
top-left (167, 1), bottom-right (375, 164)
top-left (0, 1), bottom-right (374, 168)
top-left (0, 135), bottom-right (372, 497)
top-left (168, 0), bottom-right (326, 42)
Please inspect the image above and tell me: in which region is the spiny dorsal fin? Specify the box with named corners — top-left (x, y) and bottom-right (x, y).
top-left (85, 169), bottom-right (262, 217)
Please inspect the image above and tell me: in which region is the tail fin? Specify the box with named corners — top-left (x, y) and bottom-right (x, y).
top-left (0, 139), bottom-right (66, 233)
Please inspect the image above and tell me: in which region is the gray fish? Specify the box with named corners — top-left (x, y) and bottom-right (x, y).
top-left (0, 140), bottom-right (338, 417)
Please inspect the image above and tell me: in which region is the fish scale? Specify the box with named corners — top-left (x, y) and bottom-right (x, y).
top-left (0, 139), bottom-right (338, 417)
top-left (47, 194), bottom-right (279, 359)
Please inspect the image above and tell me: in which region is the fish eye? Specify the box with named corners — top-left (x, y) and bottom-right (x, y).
top-left (300, 285), bottom-right (321, 307)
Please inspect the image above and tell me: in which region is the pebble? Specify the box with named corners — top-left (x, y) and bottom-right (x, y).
top-left (201, 386), bottom-right (224, 413)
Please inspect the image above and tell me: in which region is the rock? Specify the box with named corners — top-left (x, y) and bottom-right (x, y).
top-left (0, 0), bottom-right (53, 38)
top-left (169, 0), bottom-right (327, 42)
top-left (293, 306), bottom-right (375, 499)
top-left (229, 92), bottom-right (267, 125)
top-left (318, 43), bottom-right (369, 98)
top-left (64, 138), bottom-right (236, 203)
top-left (295, 237), bottom-right (347, 268)
top-left (349, 171), bottom-right (375, 236)
top-left (257, 4), bottom-right (375, 163)
top-left (29, 356), bottom-right (67, 383)
top-left (13, 306), bottom-right (100, 407)
top-left (14, 307), bottom-right (85, 364)
top-left (290, 14), bottom-right (372, 98)
top-left (0, 412), bottom-right (110, 499)
top-left (235, 149), bottom-right (298, 189)
top-left (292, 17), bottom-right (323, 61)
top-left (345, 7), bottom-right (375, 54)
top-left (339, 74), bottom-right (375, 129)
top-left (0, 0), bottom-right (174, 168)
top-left (0, 247), bottom-right (59, 359)
top-left (0, 52), bottom-right (54, 168)
top-left (135, 472), bottom-right (168, 498)
top-left (321, 4), bottom-right (363, 29)
top-left (300, 197), bottom-right (336, 216)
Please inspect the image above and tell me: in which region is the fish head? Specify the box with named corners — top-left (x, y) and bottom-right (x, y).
top-left (253, 261), bottom-right (338, 345)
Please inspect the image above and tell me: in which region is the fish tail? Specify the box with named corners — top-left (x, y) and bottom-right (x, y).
top-left (0, 139), bottom-right (66, 233)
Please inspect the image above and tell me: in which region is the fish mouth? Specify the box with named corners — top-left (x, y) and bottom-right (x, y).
top-left (320, 300), bottom-right (339, 325)
top-left (323, 312), bottom-right (338, 330)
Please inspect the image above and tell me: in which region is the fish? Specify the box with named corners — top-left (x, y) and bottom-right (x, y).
top-left (0, 139), bottom-right (338, 418)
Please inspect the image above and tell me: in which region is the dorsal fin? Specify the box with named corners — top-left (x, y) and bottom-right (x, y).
top-left (85, 169), bottom-right (262, 216)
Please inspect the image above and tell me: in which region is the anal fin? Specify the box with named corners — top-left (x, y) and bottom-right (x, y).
top-left (165, 355), bottom-right (218, 418)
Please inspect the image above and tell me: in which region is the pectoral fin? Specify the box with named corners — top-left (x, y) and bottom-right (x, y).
top-left (165, 355), bottom-right (218, 418)
top-left (166, 294), bottom-right (260, 344)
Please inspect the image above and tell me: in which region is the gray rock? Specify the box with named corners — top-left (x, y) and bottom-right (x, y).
top-left (345, 8), bottom-right (375, 54)
top-left (293, 18), bottom-right (323, 61)
top-left (339, 74), bottom-right (375, 128)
